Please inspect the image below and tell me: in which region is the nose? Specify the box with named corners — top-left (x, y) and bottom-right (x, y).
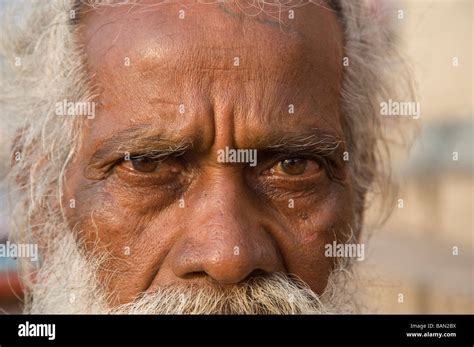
top-left (171, 175), bottom-right (284, 285)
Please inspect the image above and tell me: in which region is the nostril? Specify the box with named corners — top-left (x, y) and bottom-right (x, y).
top-left (202, 269), bottom-right (269, 286)
top-left (180, 271), bottom-right (207, 280)
top-left (246, 269), bottom-right (269, 280)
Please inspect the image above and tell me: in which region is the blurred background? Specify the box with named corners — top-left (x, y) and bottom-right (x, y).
top-left (361, 0), bottom-right (473, 313)
top-left (0, 0), bottom-right (472, 313)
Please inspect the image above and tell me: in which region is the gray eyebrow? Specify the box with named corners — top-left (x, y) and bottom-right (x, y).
top-left (246, 128), bottom-right (345, 160)
top-left (85, 126), bottom-right (193, 179)
top-left (265, 132), bottom-right (343, 157)
top-left (89, 126), bottom-right (193, 161)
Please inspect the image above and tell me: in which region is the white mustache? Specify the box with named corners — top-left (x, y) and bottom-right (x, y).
top-left (113, 273), bottom-right (328, 314)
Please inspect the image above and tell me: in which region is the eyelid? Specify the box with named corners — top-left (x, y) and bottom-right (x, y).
top-left (128, 147), bottom-right (190, 161)
top-left (259, 154), bottom-right (325, 172)
top-left (252, 157), bottom-right (327, 195)
top-left (123, 156), bottom-right (176, 171)
top-left (114, 162), bottom-right (185, 190)
top-left (282, 155), bottom-right (338, 179)
top-left (129, 152), bottom-right (170, 161)
top-left (118, 156), bottom-right (182, 180)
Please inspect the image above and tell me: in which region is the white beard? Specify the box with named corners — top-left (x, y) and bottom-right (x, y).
top-left (25, 228), bottom-right (358, 314)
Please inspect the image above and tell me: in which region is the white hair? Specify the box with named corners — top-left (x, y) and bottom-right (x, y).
top-left (0, 0), bottom-right (415, 311)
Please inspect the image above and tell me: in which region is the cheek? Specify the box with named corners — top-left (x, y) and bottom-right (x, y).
top-left (73, 187), bottom-right (131, 245)
top-left (270, 183), bottom-right (354, 293)
top-left (64, 175), bottom-right (186, 303)
top-left (63, 170), bottom-right (154, 269)
top-left (65, 166), bottom-right (178, 240)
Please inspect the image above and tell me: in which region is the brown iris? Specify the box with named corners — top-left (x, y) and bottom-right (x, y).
top-left (278, 158), bottom-right (309, 175)
top-left (130, 157), bottom-right (160, 173)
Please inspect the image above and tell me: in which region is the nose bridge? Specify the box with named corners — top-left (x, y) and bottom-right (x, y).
top-left (204, 172), bottom-right (250, 228)
top-left (197, 171), bottom-right (265, 253)
top-left (171, 172), bottom-right (282, 284)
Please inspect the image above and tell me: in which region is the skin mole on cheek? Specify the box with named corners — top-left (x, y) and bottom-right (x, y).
top-left (298, 212), bottom-right (309, 220)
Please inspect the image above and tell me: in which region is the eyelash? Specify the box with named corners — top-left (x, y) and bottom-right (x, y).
top-left (129, 152), bottom-right (172, 161)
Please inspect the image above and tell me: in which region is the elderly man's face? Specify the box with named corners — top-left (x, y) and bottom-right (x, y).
top-left (63, 1), bottom-right (353, 306)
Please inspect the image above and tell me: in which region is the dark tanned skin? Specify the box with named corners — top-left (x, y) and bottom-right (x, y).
top-left (63, 1), bottom-right (354, 305)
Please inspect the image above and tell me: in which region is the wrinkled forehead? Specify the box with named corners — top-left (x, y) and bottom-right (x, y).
top-left (77, 1), bottom-right (343, 74)
top-left (75, 0), bottom-right (345, 149)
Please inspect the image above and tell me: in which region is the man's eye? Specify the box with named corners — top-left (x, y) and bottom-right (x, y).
top-left (130, 157), bottom-right (160, 173)
top-left (272, 158), bottom-right (321, 176)
top-left (116, 156), bottom-right (185, 187)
